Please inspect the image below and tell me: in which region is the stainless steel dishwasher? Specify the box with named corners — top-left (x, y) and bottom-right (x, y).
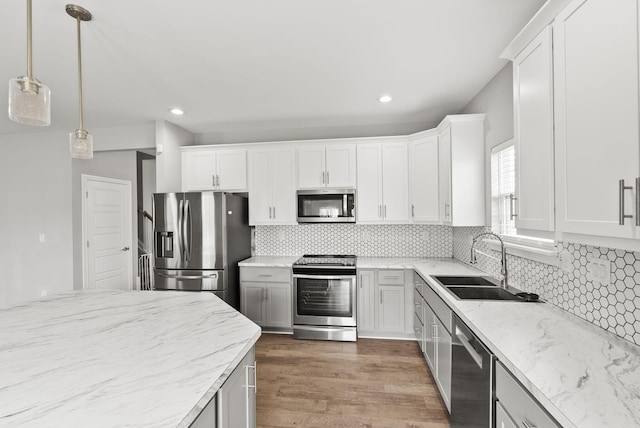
top-left (450, 314), bottom-right (494, 428)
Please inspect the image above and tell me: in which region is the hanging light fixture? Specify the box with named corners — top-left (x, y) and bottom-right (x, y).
top-left (67, 4), bottom-right (93, 160)
top-left (8, 0), bottom-right (51, 126)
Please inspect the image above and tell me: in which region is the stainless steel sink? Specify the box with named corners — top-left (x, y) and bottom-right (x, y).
top-left (432, 275), bottom-right (498, 287)
top-left (446, 286), bottom-right (524, 301)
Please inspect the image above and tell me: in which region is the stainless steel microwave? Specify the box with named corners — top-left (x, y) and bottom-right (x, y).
top-left (297, 189), bottom-right (356, 223)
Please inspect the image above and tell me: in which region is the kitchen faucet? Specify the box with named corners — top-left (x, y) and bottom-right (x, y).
top-left (470, 231), bottom-right (508, 289)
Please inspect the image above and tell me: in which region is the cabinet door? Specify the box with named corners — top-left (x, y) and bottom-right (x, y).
top-left (436, 323), bottom-right (452, 411)
top-left (410, 136), bottom-right (440, 223)
top-left (514, 26), bottom-right (555, 231)
top-left (438, 127), bottom-right (452, 224)
top-left (182, 151), bottom-right (216, 191)
top-left (377, 285), bottom-right (405, 333)
top-left (216, 150), bottom-right (247, 191)
top-left (240, 283), bottom-right (266, 326)
top-left (423, 304), bottom-right (436, 371)
top-left (356, 145), bottom-right (383, 223)
top-left (218, 347), bottom-right (256, 428)
top-left (554, 0), bottom-right (639, 238)
top-left (297, 146), bottom-right (326, 189)
top-left (496, 402), bottom-right (519, 428)
top-left (381, 143), bottom-right (410, 222)
top-left (325, 144), bottom-right (356, 188)
top-left (248, 150), bottom-right (272, 225)
top-left (271, 149), bottom-right (297, 223)
top-left (265, 283), bottom-right (292, 329)
top-left (357, 270), bottom-right (376, 332)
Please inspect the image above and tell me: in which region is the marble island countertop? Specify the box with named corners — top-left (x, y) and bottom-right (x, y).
top-left (240, 255), bottom-right (640, 427)
top-left (0, 290), bottom-right (261, 428)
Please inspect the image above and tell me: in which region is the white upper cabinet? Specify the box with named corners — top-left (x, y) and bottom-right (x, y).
top-left (513, 26), bottom-right (555, 232)
top-left (181, 148), bottom-right (247, 192)
top-left (356, 142), bottom-right (410, 224)
top-left (296, 143), bottom-right (356, 189)
top-left (410, 134), bottom-right (440, 223)
top-left (553, 0), bottom-right (640, 238)
top-left (438, 115), bottom-right (486, 226)
top-left (248, 147), bottom-right (296, 225)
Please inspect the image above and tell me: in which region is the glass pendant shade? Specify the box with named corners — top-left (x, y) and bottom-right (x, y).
top-left (8, 76), bottom-right (51, 126)
top-left (70, 129), bottom-right (93, 159)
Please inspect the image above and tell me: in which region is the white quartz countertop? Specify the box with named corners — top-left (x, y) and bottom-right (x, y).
top-left (0, 290), bottom-right (261, 428)
top-left (238, 255), bottom-right (299, 267)
top-left (242, 255), bottom-right (640, 427)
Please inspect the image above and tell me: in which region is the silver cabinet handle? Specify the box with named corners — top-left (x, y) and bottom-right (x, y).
top-left (273, 206), bottom-right (276, 219)
top-left (384, 205), bottom-right (387, 218)
top-left (636, 178), bottom-right (640, 227)
top-left (322, 171), bottom-right (325, 184)
top-left (212, 175), bottom-right (216, 187)
top-left (444, 203), bottom-right (450, 218)
top-left (619, 179), bottom-right (633, 225)
top-left (121, 246), bottom-right (130, 251)
top-left (269, 207), bottom-right (272, 219)
top-left (509, 193), bottom-right (518, 220)
top-left (217, 175), bottom-right (221, 187)
top-left (411, 204), bottom-right (415, 218)
top-left (521, 421), bottom-right (536, 428)
top-left (326, 171), bottom-right (329, 184)
top-left (380, 290), bottom-right (383, 304)
top-left (378, 204), bottom-right (382, 219)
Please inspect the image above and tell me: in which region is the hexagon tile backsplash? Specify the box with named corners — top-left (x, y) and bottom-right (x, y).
top-left (453, 226), bottom-right (640, 347)
top-left (255, 224), bottom-right (452, 258)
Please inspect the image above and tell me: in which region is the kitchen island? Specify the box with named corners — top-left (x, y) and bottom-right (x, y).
top-left (0, 290), bottom-right (261, 427)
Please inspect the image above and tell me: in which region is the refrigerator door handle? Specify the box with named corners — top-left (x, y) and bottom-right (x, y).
top-left (184, 199), bottom-right (191, 263)
top-left (177, 199), bottom-right (184, 263)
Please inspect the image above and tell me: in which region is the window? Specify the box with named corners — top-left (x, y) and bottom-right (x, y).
top-left (491, 141), bottom-right (516, 236)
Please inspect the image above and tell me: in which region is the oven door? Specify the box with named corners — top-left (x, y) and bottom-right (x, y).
top-left (293, 274), bottom-right (357, 327)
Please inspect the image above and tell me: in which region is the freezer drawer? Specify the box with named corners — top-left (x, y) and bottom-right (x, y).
top-left (155, 269), bottom-right (225, 292)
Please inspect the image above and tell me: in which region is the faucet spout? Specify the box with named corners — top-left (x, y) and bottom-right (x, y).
top-left (470, 231), bottom-right (508, 288)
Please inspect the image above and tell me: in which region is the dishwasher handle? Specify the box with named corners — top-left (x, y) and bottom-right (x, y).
top-left (456, 325), bottom-right (484, 369)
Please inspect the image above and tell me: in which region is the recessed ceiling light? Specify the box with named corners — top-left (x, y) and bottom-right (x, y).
top-left (169, 108), bottom-right (185, 116)
top-left (378, 95), bottom-right (392, 103)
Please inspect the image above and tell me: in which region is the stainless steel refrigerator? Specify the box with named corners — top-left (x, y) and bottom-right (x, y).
top-left (153, 192), bottom-right (251, 309)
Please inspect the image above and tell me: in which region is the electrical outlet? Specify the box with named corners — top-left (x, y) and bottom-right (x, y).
top-left (558, 251), bottom-right (573, 272)
top-left (587, 257), bottom-right (611, 285)
top-left (38, 233), bottom-right (46, 244)
top-left (40, 290), bottom-right (47, 297)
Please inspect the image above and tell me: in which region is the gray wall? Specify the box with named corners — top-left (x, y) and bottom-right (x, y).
top-left (0, 132), bottom-right (74, 307)
top-left (71, 151), bottom-right (139, 290)
top-left (459, 62), bottom-right (514, 224)
top-left (0, 124), bottom-right (156, 307)
top-left (155, 120), bottom-right (195, 192)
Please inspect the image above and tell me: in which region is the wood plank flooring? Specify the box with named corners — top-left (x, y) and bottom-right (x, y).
top-left (255, 333), bottom-right (450, 428)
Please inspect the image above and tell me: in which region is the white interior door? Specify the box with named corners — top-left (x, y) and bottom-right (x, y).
top-left (82, 175), bottom-right (133, 290)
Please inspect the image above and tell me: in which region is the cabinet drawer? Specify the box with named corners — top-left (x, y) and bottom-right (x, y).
top-left (495, 362), bottom-right (560, 428)
top-left (377, 269), bottom-right (405, 285)
top-left (423, 282), bottom-right (452, 333)
top-left (240, 267), bottom-right (290, 283)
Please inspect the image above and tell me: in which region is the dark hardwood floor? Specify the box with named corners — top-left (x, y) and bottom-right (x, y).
top-left (255, 333), bottom-right (450, 428)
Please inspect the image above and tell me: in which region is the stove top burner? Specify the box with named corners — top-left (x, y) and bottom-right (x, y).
top-left (294, 254), bottom-right (357, 267)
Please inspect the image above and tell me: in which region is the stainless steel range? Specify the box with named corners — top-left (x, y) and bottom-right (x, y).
top-left (292, 254), bottom-right (357, 342)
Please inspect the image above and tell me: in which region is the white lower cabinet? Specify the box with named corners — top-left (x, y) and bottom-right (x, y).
top-left (415, 272), bottom-right (452, 412)
top-left (190, 347), bottom-right (256, 428)
top-left (217, 347), bottom-right (257, 428)
top-left (357, 269), bottom-right (413, 338)
top-left (240, 267), bottom-right (292, 331)
top-left (357, 270), bottom-right (376, 332)
top-left (495, 361), bottom-right (560, 428)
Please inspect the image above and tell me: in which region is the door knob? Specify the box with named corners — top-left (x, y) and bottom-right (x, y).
top-left (121, 246), bottom-right (130, 251)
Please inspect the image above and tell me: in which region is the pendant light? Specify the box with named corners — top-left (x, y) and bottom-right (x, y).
top-left (67, 4), bottom-right (93, 160)
top-left (8, 0), bottom-right (51, 126)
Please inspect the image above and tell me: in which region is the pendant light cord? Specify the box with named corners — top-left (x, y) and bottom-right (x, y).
top-left (76, 15), bottom-right (84, 131)
top-left (26, 0), bottom-right (33, 79)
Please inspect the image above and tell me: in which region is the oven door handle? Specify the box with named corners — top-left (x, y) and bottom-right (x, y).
top-left (293, 274), bottom-right (354, 281)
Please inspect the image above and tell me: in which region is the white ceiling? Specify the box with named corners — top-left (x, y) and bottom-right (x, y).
top-left (0, 0), bottom-right (546, 143)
